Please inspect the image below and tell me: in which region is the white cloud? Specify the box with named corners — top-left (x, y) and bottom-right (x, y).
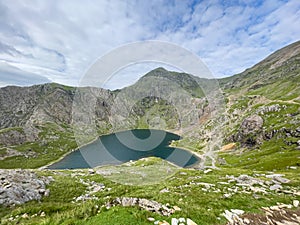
top-left (0, 0), bottom-right (299, 88)
top-left (0, 61), bottom-right (50, 86)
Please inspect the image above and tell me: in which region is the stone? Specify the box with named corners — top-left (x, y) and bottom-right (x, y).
top-left (159, 221), bottom-right (170, 225)
top-left (224, 193), bottom-right (231, 198)
top-left (40, 212), bottom-right (46, 217)
top-left (203, 169), bottom-right (212, 174)
top-left (0, 169), bottom-right (52, 206)
top-left (270, 184), bottom-right (282, 191)
top-left (147, 217), bottom-right (155, 222)
top-left (231, 209), bottom-right (244, 215)
top-left (293, 200), bottom-right (299, 207)
top-left (222, 210), bottom-right (234, 224)
top-left (243, 218), bottom-right (250, 224)
top-left (173, 206), bottom-right (181, 211)
top-left (108, 197), bottom-right (174, 216)
top-left (171, 218), bottom-right (178, 225)
top-left (44, 189), bottom-right (50, 197)
top-left (270, 205), bottom-right (281, 211)
top-left (160, 188), bottom-right (170, 193)
top-left (273, 176), bottom-right (290, 184)
top-left (178, 218), bottom-right (185, 222)
top-left (21, 213), bottom-right (29, 219)
top-left (88, 169), bottom-right (95, 174)
top-left (235, 114), bottom-right (264, 146)
top-left (186, 218), bottom-right (197, 225)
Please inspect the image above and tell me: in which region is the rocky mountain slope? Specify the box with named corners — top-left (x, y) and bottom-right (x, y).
top-left (0, 41), bottom-right (300, 225)
top-left (0, 41), bottom-right (299, 170)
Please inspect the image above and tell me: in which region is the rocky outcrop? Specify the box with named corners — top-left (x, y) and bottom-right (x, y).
top-left (224, 204), bottom-right (300, 225)
top-left (0, 84), bottom-right (114, 146)
top-left (0, 128), bottom-right (27, 146)
top-left (106, 197), bottom-right (175, 216)
top-left (0, 169), bottom-right (53, 206)
top-left (235, 115), bottom-right (264, 147)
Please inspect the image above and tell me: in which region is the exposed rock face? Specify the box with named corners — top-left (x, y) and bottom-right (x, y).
top-left (235, 115), bottom-right (264, 147)
top-left (0, 84), bottom-right (114, 146)
top-left (0, 129), bottom-right (27, 146)
top-left (0, 169), bottom-right (53, 206)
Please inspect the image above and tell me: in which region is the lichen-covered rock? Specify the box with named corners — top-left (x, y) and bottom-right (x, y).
top-left (107, 197), bottom-right (174, 216)
top-left (0, 169), bottom-right (53, 206)
top-left (235, 115), bottom-right (263, 147)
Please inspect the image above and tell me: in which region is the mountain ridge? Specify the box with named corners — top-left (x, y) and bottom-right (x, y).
top-left (0, 40), bottom-right (299, 169)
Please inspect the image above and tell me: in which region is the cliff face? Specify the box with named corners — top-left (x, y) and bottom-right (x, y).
top-left (0, 83), bottom-right (114, 146)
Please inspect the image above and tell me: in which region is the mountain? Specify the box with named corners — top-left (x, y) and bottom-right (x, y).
top-left (0, 41), bottom-right (299, 169)
top-left (220, 40), bottom-right (300, 101)
top-left (0, 41), bottom-right (300, 225)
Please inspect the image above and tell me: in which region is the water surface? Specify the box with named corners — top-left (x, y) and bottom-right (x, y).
top-left (48, 129), bottom-right (199, 169)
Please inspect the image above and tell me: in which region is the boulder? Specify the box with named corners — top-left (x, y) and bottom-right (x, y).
top-left (0, 169), bottom-right (52, 206)
top-left (235, 115), bottom-right (263, 147)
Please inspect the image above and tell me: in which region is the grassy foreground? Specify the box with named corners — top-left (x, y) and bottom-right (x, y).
top-left (0, 153), bottom-right (300, 225)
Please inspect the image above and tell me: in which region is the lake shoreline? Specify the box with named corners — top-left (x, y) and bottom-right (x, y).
top-left (43, 129), bottom-right (201, 170)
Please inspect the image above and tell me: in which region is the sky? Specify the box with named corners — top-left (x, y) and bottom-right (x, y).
top-left (0, 0), bottom-right (299, 89)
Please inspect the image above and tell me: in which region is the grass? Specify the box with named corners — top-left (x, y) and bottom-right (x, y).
top-left (1, 158), bottom-right (300, 225)
top-left (0, 123), bottom-right (78, 168)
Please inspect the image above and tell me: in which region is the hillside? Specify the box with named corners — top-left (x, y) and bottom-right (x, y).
top-left (0, 41), bottom-right (300, 225)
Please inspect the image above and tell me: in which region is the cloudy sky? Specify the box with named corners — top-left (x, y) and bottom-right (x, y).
top-left (0, 0), bottom-right (299, 89)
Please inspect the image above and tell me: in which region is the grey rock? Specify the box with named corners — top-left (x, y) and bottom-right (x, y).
top-left (270, 184), bottom-right (282, 191)
top-left (108, 197), bottom-right (174, 216)
top-left (235, 115), bottom-right (264, 146)
top-left (0, 169), bottom-right (52, 206)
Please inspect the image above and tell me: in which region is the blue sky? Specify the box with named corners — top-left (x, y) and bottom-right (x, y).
top-left (0, 0), bottom-right (299, 89)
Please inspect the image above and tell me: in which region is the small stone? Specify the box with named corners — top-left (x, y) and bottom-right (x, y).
top-left (273, 176), bottom-right (290, 184)
top-left (147, 217), bottom-right (155, 222)
top-left (178, 218), bottom-right (185, 222)
top-left (224, 193), bottom-right (231, 198)
top-left (231, 209), bottom-right (244, 215)
top-left (295, 191), bottom-right (300, 196)
top-left (38, 189), bottom-right (46, 195)
top-left (222, 210), bottom-right (234, 223)
top-left (160, 188), bottom-right (170, 193)
top-left (243, 218), bottom-right (250, 224)
top-left (278, 204), bottom-right (292, 209)
top-left (290, 166), bottom-right (297, 170)
top-left (186, 218), bottom-right (198, 225)
top-left (44, 189), bottom-right (50, 197)
top-left (270, 184), bottom-right (282, 191)
top-left (88, 169), bottom-right (95, 174)
top-left (270, 205), bottom-right (280, 211)
top-left (159, 221), bottom-right (170, 225)
top-left (171, 218), bottom-right (178, 225)
top-left (21, 213), bottom-right (29, 219)
top-left (40, 212), bottom-right (46, 217)
top-left (204, 169), bottom-right (212, 174)
top-left (173, 206), bottom-right (181, 211)
top-left (293, 200), bottom-right (299, 207)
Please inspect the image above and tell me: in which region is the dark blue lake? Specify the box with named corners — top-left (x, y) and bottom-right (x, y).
top-left (47, 129), bottom-right (199, 169)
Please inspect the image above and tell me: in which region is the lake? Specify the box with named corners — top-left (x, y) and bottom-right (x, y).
top-left (47, 129), bottom-right (200, 169)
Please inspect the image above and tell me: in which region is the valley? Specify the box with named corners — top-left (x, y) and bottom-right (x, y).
top-left (0, 41), bottom-right (300, 225)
